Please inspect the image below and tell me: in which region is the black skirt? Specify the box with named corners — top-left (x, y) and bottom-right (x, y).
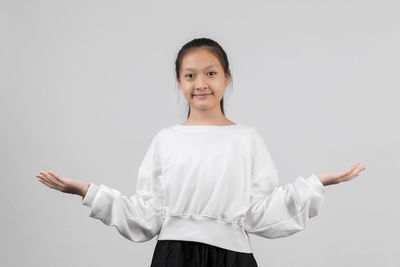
top-left (150, 240), bottom-right (258, 267)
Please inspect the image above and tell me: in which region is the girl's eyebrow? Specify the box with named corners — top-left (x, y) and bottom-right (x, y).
top-left (183, 64), bottom-right (218, 71)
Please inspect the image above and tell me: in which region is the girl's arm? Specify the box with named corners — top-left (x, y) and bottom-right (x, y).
top-left (35, 131), bottom-right (165, 243)
top-left (243, 128), bottom-right (366, 239)
top-left (79, 172), bottom-right (164, 242)
top-left (244, 170), bottom-right (327, 239)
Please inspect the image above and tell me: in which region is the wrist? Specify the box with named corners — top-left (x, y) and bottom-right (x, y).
top-left (80, 182), bottom-right (90, 198)
top-left (315, 173), bottom-right (328, 187)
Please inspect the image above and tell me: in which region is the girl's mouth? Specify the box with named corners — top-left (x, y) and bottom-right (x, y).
top-left (194, 93), bottom-right (212, 99)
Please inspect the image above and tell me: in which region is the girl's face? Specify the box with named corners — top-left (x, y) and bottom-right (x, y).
top-left (178, 48), bottom-right (230, 112)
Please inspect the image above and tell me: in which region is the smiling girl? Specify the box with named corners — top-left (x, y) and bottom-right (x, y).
top-left (36, 37), bottom-right (366, 267)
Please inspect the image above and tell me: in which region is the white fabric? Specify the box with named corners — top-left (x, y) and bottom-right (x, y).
top-left (82, 123), bottom-right (326, 253)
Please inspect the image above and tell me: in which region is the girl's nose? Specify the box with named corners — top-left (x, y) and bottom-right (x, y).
top-left (195, 83), bottom-right (209, 91)
top-left (195, 76), bottom-right (208, 89)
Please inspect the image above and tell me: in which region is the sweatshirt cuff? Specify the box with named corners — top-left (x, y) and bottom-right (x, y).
top-left (306, 173), bottom-right (326, 195)
top-left (81, 183), bottom-right (100, 207)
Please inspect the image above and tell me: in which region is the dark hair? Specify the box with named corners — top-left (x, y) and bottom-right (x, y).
top-left (175, 38), bottom-right (233, 119)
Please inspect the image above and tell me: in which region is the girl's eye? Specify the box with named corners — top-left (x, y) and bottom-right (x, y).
top-left (184, 72), bottom-right (216, 78)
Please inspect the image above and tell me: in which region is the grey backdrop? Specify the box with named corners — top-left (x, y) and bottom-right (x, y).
top-left (1, 0), bottom-right (399, 266)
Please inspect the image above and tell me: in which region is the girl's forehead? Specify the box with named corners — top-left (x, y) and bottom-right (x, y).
top-left (181, 54), bottom-right (221, 69)
top-left (184, 47), bottom-right (217, 59)
top-left (182, 64), bottom-right (220, 73)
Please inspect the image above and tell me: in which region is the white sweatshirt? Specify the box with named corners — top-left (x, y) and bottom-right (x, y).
top-left (81, 123), bottom-right (326, 253)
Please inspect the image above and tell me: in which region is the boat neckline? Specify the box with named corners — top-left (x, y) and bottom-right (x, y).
top-left (172, 122), bottom-right (244, 130)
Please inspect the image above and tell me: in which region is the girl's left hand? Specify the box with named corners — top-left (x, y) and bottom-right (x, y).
top-left (315, 162), bottom-right (366, 186)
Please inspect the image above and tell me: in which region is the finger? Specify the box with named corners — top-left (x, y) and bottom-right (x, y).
top-left (39, 171), bottom-right (47, 176)
top-left (357, 167), bottom-right (366, 175)
top-left (343, 168), bottom-right (354, 179)
top-left (348, 173), bottom-right (359, 181)
top-left (39, 171), bottom-right (57, 187)
top-left (348, 167), bottom-right (364, 180)
top-left (38, 171), bottom-right (50, 182)
top-left (345, 163), bottom-right (360, 177)
top-left (350, 162), bottom-right (360, 172)
top-left (39, 171), bottom-right (52, 181)
top-left (48, 171), bottom-right (62, 182)
top-left (37, 177), bottom-right (47, 185)
top-left (352, 167), bottom-right (366, 177)
top-left (38, 177), bottom-right (56, 189)
top-left (48, 171), bottom-right (60, 179)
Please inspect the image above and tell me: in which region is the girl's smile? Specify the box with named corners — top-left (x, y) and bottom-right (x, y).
top-left (193, 93), bottom-right (213, 99)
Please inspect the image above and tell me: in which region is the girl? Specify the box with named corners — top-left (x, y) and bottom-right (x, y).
top-left (35, 37), bottom-right (366, 267)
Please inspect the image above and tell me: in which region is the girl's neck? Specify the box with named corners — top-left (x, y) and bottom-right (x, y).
top-left (181, 119), bottom-right (236, 126)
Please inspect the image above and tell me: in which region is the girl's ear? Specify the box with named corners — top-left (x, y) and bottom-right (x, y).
top-left (225, 73), bottom-right (231, 87)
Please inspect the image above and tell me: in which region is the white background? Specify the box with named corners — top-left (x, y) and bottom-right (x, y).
top-left (1, 0), bottom-right (399, 266)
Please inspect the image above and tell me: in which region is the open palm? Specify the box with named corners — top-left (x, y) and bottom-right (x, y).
top-left (316, 162), bottom-right (366, 186)
top-left (35, 171), bottom-right (88, 197)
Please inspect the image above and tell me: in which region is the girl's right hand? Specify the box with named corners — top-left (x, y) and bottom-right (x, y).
top-left (35, 171), bottom-right (90, 198)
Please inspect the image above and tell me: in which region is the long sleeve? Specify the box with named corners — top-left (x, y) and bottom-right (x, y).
top-left (81, 131), bottom-right (165, 242)
top-left (244, 128), bottom-right (326, 238)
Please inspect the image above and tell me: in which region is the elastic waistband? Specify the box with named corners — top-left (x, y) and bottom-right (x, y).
top-left (157, 214), bottom-right (253, 253)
